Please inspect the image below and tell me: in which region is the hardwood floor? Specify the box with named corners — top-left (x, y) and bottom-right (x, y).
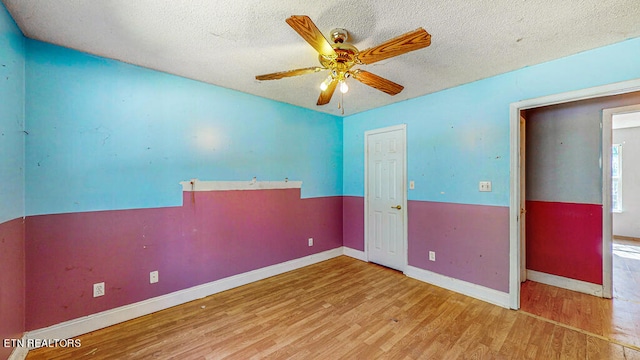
top-left (28, 256), bottom-right (640, 359)
top-left (613, 239), bottom-right (640, 303)
top-left (521, 239), bottom-right (640, 352)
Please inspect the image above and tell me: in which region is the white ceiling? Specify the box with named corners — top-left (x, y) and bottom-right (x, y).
top-left (3, 0), bottom-right (640, 116)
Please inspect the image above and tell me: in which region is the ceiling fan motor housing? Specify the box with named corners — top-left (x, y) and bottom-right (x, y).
top-left (320, 29), bottom-right (359, 77)
top-left (330, 28), bottom-right (349, 43)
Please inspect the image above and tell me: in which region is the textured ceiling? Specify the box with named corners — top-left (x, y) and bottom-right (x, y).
top-left (3, 0), bottom-right (640, 116)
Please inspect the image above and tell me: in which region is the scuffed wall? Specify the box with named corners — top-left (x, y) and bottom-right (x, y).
top-left (0, 2), bottom-right (25, 359)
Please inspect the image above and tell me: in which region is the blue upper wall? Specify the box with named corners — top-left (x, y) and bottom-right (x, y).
top-left (0, 3), bottom-right (24, 223)
top-left (13, 14), bottom-right (640, 215)
top-left (343, 37), bottom-right (640, 207)
top-left (25, 40), bottom-right (343, 216)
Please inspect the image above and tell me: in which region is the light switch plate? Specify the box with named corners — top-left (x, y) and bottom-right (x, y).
top-left (479, 181), bottom-right (492, 192)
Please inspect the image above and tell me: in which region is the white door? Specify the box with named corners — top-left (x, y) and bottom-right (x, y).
top-left (365, 125), bottom-right (407, 271)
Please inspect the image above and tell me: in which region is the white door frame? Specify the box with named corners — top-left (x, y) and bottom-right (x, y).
top-left (364, 124), bottom-right (408, 272)
top-left (508, 78), bottom-right (640, 309)
top-left (602, 103), bottom-right (640, 298)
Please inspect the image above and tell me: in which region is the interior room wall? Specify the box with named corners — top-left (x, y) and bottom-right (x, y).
top-left (23, 39), bottom-right (344, 330)
top-left (0, 3), bottom-right (25, 360)
top-left (525, 91), bottom-right (640, 284)
top-left (613, 125), bottom-right (640, 238)
top-left (2, 0), bottom-right (640, 343)
top-left (342, 37), bottom-right (640, 294)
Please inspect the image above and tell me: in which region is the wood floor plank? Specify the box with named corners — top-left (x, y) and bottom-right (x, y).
top-left (27, 256), bottom-right (638, 359)
top-left (521, 238), bottom-right (640, 351)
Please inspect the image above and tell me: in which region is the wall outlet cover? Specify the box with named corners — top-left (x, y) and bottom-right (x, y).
top-left (150, 271), bottom-right (159, 284)
top-left (93, 282), bottom-right (105, 297)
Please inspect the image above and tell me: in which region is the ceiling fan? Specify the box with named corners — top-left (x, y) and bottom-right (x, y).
top-left (255, 15), bottom-right (432, 106)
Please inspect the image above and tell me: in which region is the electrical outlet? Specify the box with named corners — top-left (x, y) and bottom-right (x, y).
top-left (93, 282), bottom-right (105, 297)
top-left (429, 251), bottom-right (436, 262)
top-left (308, 238), bottom-right (313, 247)
top-left (150, 270), bottom-right (159, 284)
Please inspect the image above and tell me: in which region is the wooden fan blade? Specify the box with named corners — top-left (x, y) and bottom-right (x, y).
top-left (351, 70), bottom-right (404, 95)
top-left (357, 28), bottom-right (431, 65)
top-left (256, 67), bottom-right (324, 81)
top-left (286, 15), bottom-right (337, 58)
top-left (317, 79), bottom-right (337, 105)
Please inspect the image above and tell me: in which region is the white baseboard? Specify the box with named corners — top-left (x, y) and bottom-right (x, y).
top-left (26, 247), bottom-right (344, 348)
top-left (526, 269), bottom-right (603, 297)
top-left (343, 247), bottom-right (366, 262)
top-left (7, 334), bottom-right (29, 360)
top-left (405, 265), bottom-right (510, 308)
top-left (23, 248), bottom-right (514, 354)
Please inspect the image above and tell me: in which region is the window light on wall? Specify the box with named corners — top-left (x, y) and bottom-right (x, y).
top-left (612, 143), bottom-right (622, 213)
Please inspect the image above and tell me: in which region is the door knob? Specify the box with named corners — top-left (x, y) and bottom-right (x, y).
top-left (391, 205), bottom-right (402, 210)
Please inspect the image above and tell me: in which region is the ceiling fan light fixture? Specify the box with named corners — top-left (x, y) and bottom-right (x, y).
top-left (320, 75), bottom-right (333, 91)
top-left (254, 15), bottom-right (432, 108)
top-left (339, 80), bottom-right (349, 94)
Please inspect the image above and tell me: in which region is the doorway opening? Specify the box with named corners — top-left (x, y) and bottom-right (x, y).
top-left (509, 79), bottom-right (640, 309)
top-left (510, 82), bottom-right (640, 349)
top-left (610, 108), bottom-right (640, 305)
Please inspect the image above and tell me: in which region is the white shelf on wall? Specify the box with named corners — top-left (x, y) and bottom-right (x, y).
top-left (180, 179), bottom-right (302, 192)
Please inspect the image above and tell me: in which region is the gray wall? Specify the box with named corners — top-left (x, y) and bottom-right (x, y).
top-left (526, 103), bottom-right (603, 204)
top-left (613, 126), bottom-right (640, 238)
top-left (526, 92), bottom-right (640, 205)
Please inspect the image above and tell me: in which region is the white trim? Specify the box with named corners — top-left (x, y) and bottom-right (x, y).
top-left (25, 247), bottom-right (343, 349)
top-left (602, 104), bottom-right (640, 298)
top-left (343, 247), bottom-right (367, 262)
top-left (180, 179), bottom-right (302, 192)
top-left (613, 114), bottom-right (640, 129)
top-left (509, 78), bottom-right (640, 309)
top-left (405, 266), bottom-right (510, 308)
top-left (364, 124), bottom-right (408, 272)
top-left (527, 270), bottom-right (603, 297)
top-left (7, 334), bottom-right (29, 360)
top-left (509, 103), bottom-right (522, 309)
top-left (513, 79), bottom-right (640, 111)
top-left (602, 108), bottom-right (614, 299)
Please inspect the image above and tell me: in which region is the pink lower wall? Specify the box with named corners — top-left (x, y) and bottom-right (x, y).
top-left (25, 189), bottom-right (342, 330)
top-left (343, 196), bottom-right (364, 251)
top-left (342, 197), bottom-right (510, 293)
top-left (526, 200), bottom-right (603, 284)
top-left (408, 201), bottom-right (510, 293)
top-left (24, 193), bottom-right (512, 331)
top-left (0, 218), bottom-right (25, 360)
